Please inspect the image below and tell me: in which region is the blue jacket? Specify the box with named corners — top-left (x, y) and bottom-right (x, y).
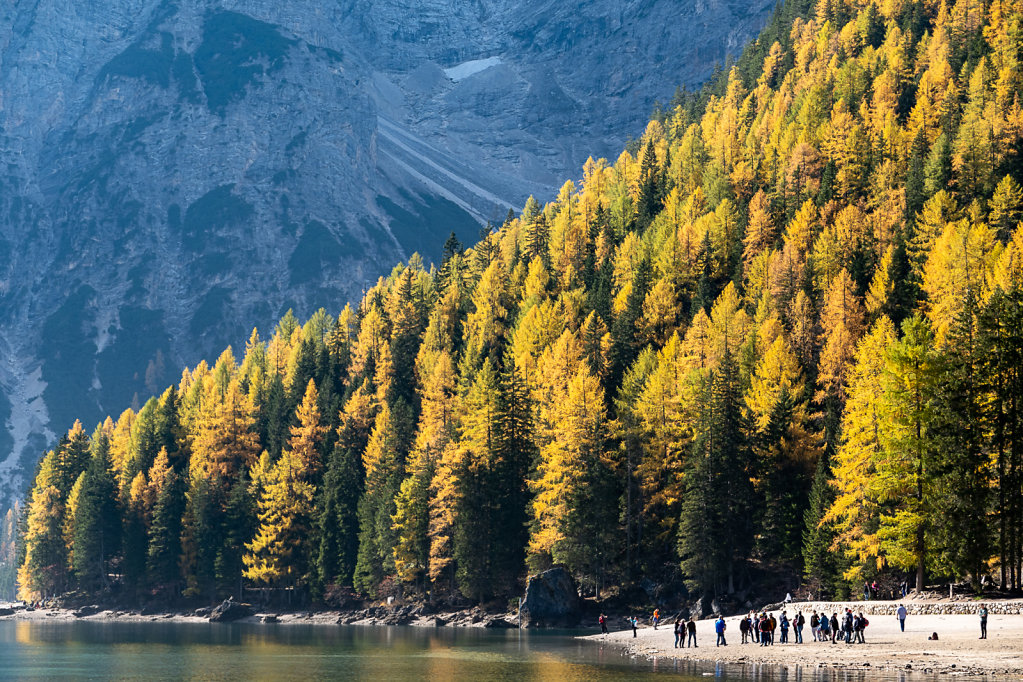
top-left (715, 618), bottom-right (725, 633)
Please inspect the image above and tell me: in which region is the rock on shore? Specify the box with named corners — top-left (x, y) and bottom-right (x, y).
top-left (519, 567), bottom-right (581, 628)
top-left (209, 599), bottom-right (253, 623)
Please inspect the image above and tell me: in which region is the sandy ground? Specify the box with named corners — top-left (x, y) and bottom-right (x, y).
top-left (583, 605), bottom-right (1023, 677)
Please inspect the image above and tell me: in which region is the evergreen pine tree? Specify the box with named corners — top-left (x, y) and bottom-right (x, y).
top-left (678, 349), bottom-right (752, 596)
top-left (317, 444), bottom-right (363, 589)
top-left (802, 455), bottom-right (841, 598)
top-left (71, 433), bottom-right (121, 591)
top-left (147, 469), bottom-right (186, 594)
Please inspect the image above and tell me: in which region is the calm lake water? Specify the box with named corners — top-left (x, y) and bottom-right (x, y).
top-left (0, 620), bottom-right (929, 681)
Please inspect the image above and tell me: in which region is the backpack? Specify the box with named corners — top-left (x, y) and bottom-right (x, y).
top-left (797, 614), bottom-right (805, 626)
top-left (862, 617), bottom-right (869, 627)
top-left (810, 614), bottom-right (819, 627)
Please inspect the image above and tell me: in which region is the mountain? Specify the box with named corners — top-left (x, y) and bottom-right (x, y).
top-left (0, 0), bottom-right (774, 504)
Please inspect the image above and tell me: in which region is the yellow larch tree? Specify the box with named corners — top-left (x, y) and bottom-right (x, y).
top-left (826, 316), bottom-right (898, 580)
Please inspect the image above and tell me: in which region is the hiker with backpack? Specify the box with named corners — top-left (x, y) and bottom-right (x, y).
top-left (855, 612), bottom-right (868, 643)
top-left (759, 614), bottom-right (771, 646)
top-left (715, 615), bottom-right (727, 647)
top-left (819, 612), bottom-right (831, 643)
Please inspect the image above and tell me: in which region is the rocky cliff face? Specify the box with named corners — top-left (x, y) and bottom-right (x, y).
top-left (0, 0), bottom-right (772, 503)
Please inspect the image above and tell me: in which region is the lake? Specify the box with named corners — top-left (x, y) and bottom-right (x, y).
top-left (0, 620), bottom-right (929, 681)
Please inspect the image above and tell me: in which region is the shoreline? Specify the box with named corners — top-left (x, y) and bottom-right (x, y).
top-left (7, 597), bottom-right (1023, 676)
top-left (0, 601), bottom-right (520, 629)
top-left (581, 599), bottom-right (1023, 677)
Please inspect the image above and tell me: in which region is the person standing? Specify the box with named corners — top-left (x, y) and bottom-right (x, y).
top-left (686, 616), bottom-right (697, 647)
top-left (896, 604), bottom-right (907, 632)
top-left (759, 614), bottom-right (770, 646)
top-left (794, 611), bottom-right (804, 643)
top-left (715, 615), bottom-right (727, 646)
top-left (979, 605), bottom-right (988, 639)
top-left (674, 618), bottom-right (682, 648)
top-left (779, 611), bottom-right (789, 643)
top-left (810, 612), bottom-right (819, 641)
top-left (653, 608), bottom-right (660, 630)
top-left (739, 615), bottom-right (750, 644)
top-left (855, 612), bottom-right (867, 643)
top-left (631, 616), bottom-right (638, 638)
top-left (769, 613), bottom-right (777, 645)
top-left (599, 613), bottom-right (608, 635)
top-left (830, 613), bottom-right (840, 643)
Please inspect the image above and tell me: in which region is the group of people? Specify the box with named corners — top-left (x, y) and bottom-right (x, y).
top-left (736, 611), bottom-right (804, 645)
top-left (603, 602), bottom-right (993, 646)
top-left (806, 609), bottom-right (869, 643)
top-left (692, 609), bottom-right (870, 647)
top-left (671, 617), bottom-right (698, 647)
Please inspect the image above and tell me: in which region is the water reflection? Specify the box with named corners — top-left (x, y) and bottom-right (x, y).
top-left (0, 621), bottom-right (944, 681)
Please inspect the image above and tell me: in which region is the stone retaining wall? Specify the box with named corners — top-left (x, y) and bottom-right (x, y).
top-left (756, 600), bottom-right (1023, 616)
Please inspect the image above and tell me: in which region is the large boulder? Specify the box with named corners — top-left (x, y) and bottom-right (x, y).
top-left (208, 599), bottom-right (253, 623)
top-left (72, 605), bottom-right (101, 618)
top-left (519, 567), bottom-right (581, 628)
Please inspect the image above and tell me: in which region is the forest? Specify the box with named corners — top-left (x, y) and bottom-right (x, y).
top-left (10, 0), bottom-right (1023, 608)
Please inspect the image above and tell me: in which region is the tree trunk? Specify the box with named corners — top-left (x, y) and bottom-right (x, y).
top-left (916, 530), bottom-right (925, 594)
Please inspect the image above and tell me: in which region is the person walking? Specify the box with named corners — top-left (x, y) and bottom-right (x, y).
top-left (674, 618), bottom-right (682, 648)
top-left (896, 604), bottom-right (907, 632)
top-left (631, 616), bottom-right (638, 638)
top-left (979, 605), bottom-right (988, 639)
top-left (686, 616), bottom-right (697, 647)
top-left (819, 612), bottom-right (830, 643)
top-left (715, 615), bottom-right (727, 647)
top-left (794, 611), bottom-right (804, 644)
top-left (599, 613), bottom-right (608, 635)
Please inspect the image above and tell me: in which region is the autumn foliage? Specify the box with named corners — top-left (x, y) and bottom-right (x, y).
top-left (12, 0), bottom-right (1023, 604)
